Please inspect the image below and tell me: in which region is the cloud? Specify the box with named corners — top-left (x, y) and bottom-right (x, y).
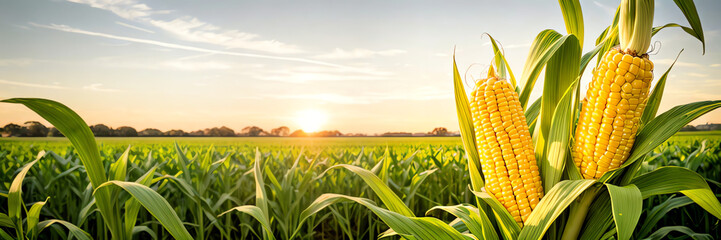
top-left (0, 79), bottom-right (66, 89)
top-left (687, 73), bottom-right (708, 78)
top-left (31, 23), bottom-right (348, 68)
top-left (711, 63), bottom-right (721, 68)
top-left (269, 86), bottom-right (451, 104)
top-left (162, 60), bottom-right (231, 71)
top-left (147, 17), bottom-right (302, 54)
top-left (593, 1), bottom-right (616, 15)
top-left (83, 83), bottom-right (120, 92)
top-left (115, 21), bottom-right (155, 33)
top-left (67, 0), bottom-right (160, 19)
top-left (315, 48), bottom-right (406, 59)
top-left (654, 58), bottom-right (703, 68)
top-left (67, 0), bottom-right (301, 54)
top-left (253, 66), bottom-right (392, 83)
top-left (0, 58), bottom-right (35, 67)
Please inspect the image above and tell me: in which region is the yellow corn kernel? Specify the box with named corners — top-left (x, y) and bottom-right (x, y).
top-left (470, 69), bottom-right (544, 226)
top-left (573, 48), bottom-right (654, 179)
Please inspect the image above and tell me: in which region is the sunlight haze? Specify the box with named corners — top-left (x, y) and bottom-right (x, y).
top-left (1, 0), bottom-right (721, 134)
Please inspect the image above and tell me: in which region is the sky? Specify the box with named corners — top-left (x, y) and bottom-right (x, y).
top-left (1, 0), bottom-right (720, 134)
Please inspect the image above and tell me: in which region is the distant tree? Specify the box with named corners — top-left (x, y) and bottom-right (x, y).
top-left (189, 130), bottom-right (205, 136)
top-left (313, 130), bottom-right (342, 137)
top-left (48, 127), bottom-right (64, 137)
top-left (240, 126), bottom-right (264, 137)
top-left (270, 126), bottom-right (290, 136)
top-left (680, 125), bottom-right (698, 132)
top-left (90, 124), bottom-right (112, 137)
top-left (430, 127), bottom-right (448, 136)
top-left (289, 129), bottom-right (308, 137)
top-left (138, 128), bottom-right (164, 137)
top-left (115, 126), bottom-right (138, 137)
top-left (24, 121), bottom-right (49, 137)
top-left (165, 129), bottom-right (187, 136)
top-left (2, 123), bottom-right (26, 137)
top-left (218, 126), bottom-right (235, 137)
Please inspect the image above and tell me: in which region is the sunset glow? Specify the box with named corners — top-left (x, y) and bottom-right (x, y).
top-left (296, 109), bottom-right (328, 132)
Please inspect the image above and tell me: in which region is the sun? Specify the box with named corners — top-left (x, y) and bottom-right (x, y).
top-left (296, 109), bottom-right (328, 133)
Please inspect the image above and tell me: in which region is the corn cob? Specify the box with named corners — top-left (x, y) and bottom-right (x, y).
top-left (572, 0), bottom-right (655, 179)
top-left (470, 68), bottom-right (543, 225)
top-left (572, 48), bottom-right (653, 179)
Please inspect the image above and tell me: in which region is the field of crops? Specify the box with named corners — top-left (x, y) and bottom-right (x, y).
top-left (1, 134), bottom-right (719, 239)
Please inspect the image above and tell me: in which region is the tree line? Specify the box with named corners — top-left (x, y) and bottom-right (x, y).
top-left (1, 122), bottom-right (454, 138)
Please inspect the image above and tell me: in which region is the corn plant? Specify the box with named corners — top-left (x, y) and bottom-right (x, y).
top-left (0, 98), bottom-right (194, 239)
top-left (286, 0), bottom-right (721, 240)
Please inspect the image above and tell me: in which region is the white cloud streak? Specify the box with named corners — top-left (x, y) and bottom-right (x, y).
top-left (0, 79), bottom-right (66, 89)
top-left (83, 83), bottom-right (120, 92)
top-left (315, 48), bottom-right (406, 59)
top-left (31, 23), bottom-right (349, 68)
top-left (115, 21), bottom-right (155, 33)
top-left (67, 0), bottom-right (301, 54)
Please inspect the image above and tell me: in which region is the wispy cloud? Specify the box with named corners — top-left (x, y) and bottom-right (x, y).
top-left (711, 63), bottom-right (721, 68)
top-left (654, 58), bottom-right (703, 68)
top-left (315, 48), bottom-right (406, 59)
top-left (269, 86), bottom-right (450, 104)
top-left (147, 17), bottom-right (302, 54)
top-left (83, 83), bottom-right (120, 92)
top-left (253, 66), bottom-right (392, 83)
top-left (687, 73), bottom-right (708, 77)
top-left (67, 0), bottom-right (301, 54)
top-left (31, 23), bottom-right (348, 68)
top-left (67, 0), bottom-right (169, 20)
top-left (593, 1), bottom-right (616, 15)
top-left (0, 79), bottom-right (66, 89)
top-left (162, 60), bottom-right (231, 71)
top-left (115, 21), bottom-right (155, 33)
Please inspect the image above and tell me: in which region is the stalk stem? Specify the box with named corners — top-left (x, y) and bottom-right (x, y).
top-left (561, 187), bottom-right (601, 240)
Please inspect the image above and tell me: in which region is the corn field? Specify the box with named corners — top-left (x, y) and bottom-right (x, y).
top-left (2, 0), bottom-right (721, 239)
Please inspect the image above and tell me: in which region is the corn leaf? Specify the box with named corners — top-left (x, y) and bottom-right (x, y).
top-left (453, 55), bottom-right (485, 190)
top-left (603, 100), bottom-right (721, 183)
top-left (0, 229), bottom-right (11, 240)
top-left (606, 184), bottom-right (642, 240)
top-left (36, 219), bottom-right (93, 240)
top-left (96, 181), bottom-right (193, 240)
top-left (1, 98), bottom-right (121, 238)
top-left (470, 190), bottom-right (520, 240)
top-left (319, 164), bottom-right (414, 217)
top-left (298, 193), bottom-right (470, 240)
top-left (636, 196), bottom-right (693, 239)
top-left (642, 226), bottom-right (712, 240)
top-left (672, 0), bottom-right (705, 53)
top-left (543, 80), bottom-right (579, 190)
top-left (631, 166), bottom-right (721, 219)
top-left (558, 0), bottom-right (584, 46)
top-left (220, 206), bottom-right (274, 240)
top-left (640, 51), bottom-right (682, 125)
top-left (8, 150), bottom-right (45, 236)
top-left (518, 179), bottom-right (596, 240)
top-left (427, 204), bottom-right (498, 240)
top-left (26, 197), bottom-right (49, 239)
top-left (538, 33), bottom-right (580, 191)
top-left (525, 97), bottom-right (541, 129)
top-left (518, 30), bottom-right (562, 108)
top-left (109, 146), bottom-right (131, 181)
top-left (484, 33), bottom-right (517, 87)
top-left (0, 213), bottom-right (11, 228)
top-left (579, 191), bottom-right (613, 240)
top-left (125, 166), bottom-right (158, 237)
